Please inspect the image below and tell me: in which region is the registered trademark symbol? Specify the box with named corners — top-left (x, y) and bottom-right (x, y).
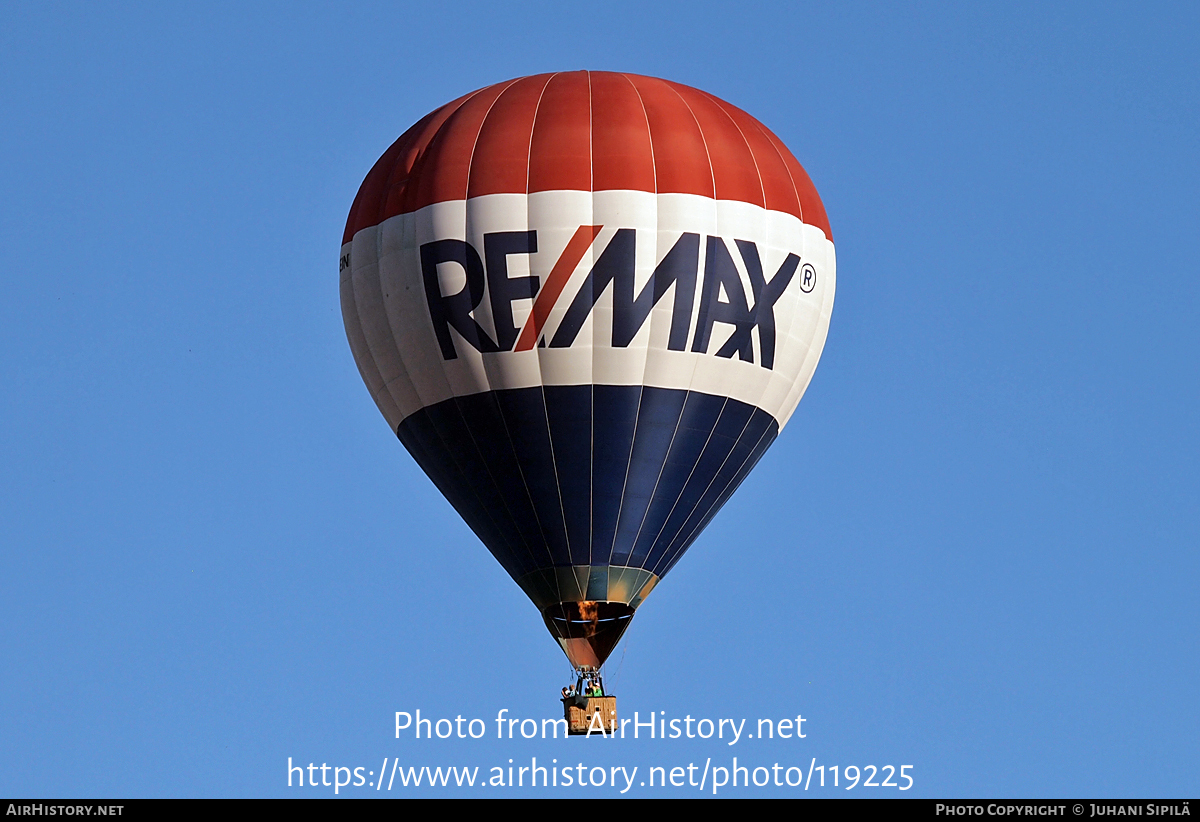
top-left (800, 263), bottom-right (816, 293)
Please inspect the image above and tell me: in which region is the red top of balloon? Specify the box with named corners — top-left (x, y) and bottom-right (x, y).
top-left (343, 71), bottom-right (831, 245)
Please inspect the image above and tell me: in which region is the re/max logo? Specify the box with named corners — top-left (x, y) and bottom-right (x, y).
top-left (421, 226), bottom-right (812, 370)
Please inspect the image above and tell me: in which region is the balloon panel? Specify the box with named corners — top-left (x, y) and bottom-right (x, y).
top-left (342, 72), bottom-right (831, 244)
top-left (396, 384), bottom-right (778, 587)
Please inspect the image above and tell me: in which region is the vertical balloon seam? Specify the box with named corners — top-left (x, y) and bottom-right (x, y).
top-left (605, 204), bottom-right (656, 564)
top-left (568, 197), bottom-right (596, 564)
top-left (386, 89), bottom-right (478, 229)
top-left (511, 74), bottom-right (566, 571)
top-left (761, 122), bottom-right (833, 241)
top-left (529, 74), bottom-right (593, 573)
top-left (523, 246), bottom-right (572, 571)
top-left (354, 230), bottom-right (419, 426)
top-left (597, 73), bottom-right (656, 571)
top-left (625, 381), bottom-right (696, 565)
top-left (640, 86), bottom-right (780, 572)
top-left (462, 391), bottom-right (557, 574)
top-left (707, 86), bottom-right (770, 210)
top-left (413, 400), bottom-right (533, 578)
top-left (708, 93), bottom-right (803, 227)
top-left (621, 82), bottom-right (671, 572)
top-left (522, 76), bottom-right (572, 609)
top-left (355, 126), bottom-right (393, 243)
top-left (666, 78), bottom-right (718, 201)
top-left (586, 69), bottom-right (594, 193)
top-left (534, 336), bottom-right (576, 600)
top-left (626, 74), bottom-right (665, 575)
top-left (709, 94), bottom-right (793, 220)
top-left (742, 115), bottom-right (807, 227)
top-left (377, 106), bottom-right (430, 232)
top-left (653, 392), bottom-right (722, 567)
top-left (533, 341), bottom-right (568, 607)
top-left (446, 393), bottom-right (544, 575)
top-left (582, 71), bottom-right (597, 570)
top-left (341, 254), bottom-right (401, 429)
top-left (734, 103), bottom-right (830, 429)
top-left (605, 386), bottom-right (646, 569)
top-left (776, 240), bottom-right (835, 424)
top-left (708, 93), bottom-right (784, 475)
top-left (381, 266), bottom-right (528, 573)
top-left (647, 398), bottom-right (744, 571)
top-left (338, 227), bottom-right (388, 420)
top-left (780, 252), bottom-right (835, 426)
top-left (661, 78), bottom-right (716, 398)
top-left (368, 224), bottom-right (426, 425)
top-left (399, 417), bottom-right (518, 580)
top-left (459, 83), bottom-right (510, 473)
top-left (622, 79), bottom-right (717, 566)
top-left (671, 83), bottom-right (735, 574)
top-left (681, 420), bottom-right (777, 573)
top-left (470, 80), bottom-right (529, 414)
top-left (650, 401), bottom-right (760, 574)
top-left (622, 73), bottom-right (659, 191)
top-left (371, 221), bottom-right (455, 451)
top-left (490, 391), bottom-right (559, 569)
top-left (583, 72), bottom-right (597, 571)
top-left (718, 102), bottom-right (786, 475)
top-left (653, 411), bottom-right (770, 577)
top-left (644, 393), bottom-right (734, 568)
top-left (637, 240), bottom-right (712, 570)
top-left (657, 422), bottom-right (777, 578)
top-left (397, 88), bottom-right (540, 583)
top-left (383, 91), bottom-right (476, 415)
top-left (442, 76), bottom-right (554, 577)
top-left (481, 212), bottom-right (561, 572)
top-left (345, 232), bottom-right (392, 417)
top-left (778, 282), bottom-right (820, 426)
top-left (425, 80), bottom-right (515, 210)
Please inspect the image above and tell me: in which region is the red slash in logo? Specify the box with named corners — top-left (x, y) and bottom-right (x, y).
top-left (513, 225), bottom-right (603, 351)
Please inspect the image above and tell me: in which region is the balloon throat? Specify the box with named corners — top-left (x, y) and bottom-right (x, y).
top-left (541, 600), bottom-right (635, 672)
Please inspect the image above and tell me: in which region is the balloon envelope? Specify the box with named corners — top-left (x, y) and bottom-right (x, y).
top-left (341, 71), bottom-right (834, 669)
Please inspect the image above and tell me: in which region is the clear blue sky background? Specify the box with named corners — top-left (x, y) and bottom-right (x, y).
top-left (1, 1), bottom-right (1196, 798)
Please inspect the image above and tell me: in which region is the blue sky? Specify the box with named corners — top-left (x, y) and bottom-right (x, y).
top-left (1, 1), bottom-right (1196, 798)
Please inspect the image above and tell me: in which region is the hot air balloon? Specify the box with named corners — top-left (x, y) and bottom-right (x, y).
top-left (340, 72), bottom-right (834, 697)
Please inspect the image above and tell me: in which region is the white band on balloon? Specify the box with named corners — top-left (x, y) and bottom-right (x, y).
top-left (341, 191), bottom-right (835, 431)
